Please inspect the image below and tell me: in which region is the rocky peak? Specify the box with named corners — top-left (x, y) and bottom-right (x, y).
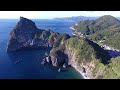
top-left (15, 16), bottom-right (38, 32)
top-left (7, 17), bottom-right (38, 52)
top-left (19, 16), bottom-right (34, 23)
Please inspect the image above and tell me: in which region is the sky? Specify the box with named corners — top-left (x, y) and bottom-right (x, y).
top-left (0, 11), bottom-right (120, 19)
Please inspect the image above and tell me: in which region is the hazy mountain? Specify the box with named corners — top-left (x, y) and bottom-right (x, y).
top-left (54, 16), bottom-right (98, 22)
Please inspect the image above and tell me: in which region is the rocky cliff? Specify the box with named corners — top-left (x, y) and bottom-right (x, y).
top-left (45, 37), bottom-right (112, 79)
top-left (7, 17), bottom-right (70, 52)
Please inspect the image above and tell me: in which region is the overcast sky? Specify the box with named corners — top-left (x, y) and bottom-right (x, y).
top-left (0, 11), bottom-right (120, 19)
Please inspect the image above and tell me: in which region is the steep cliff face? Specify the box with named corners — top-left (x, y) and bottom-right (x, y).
top-left (49, 37), bottom-right (111, 79)
top-left (63, 45), bottom-right (95, 79)
top-left (7, 17), bottom-right (38, 51)
top-left (7, 17), bottom-right (70, 52)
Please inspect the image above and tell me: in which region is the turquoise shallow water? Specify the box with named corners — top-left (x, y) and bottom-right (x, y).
top-left (0, 19), bottom-right (83, 79)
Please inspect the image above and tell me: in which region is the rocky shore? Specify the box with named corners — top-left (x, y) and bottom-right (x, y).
top-left (41, 54), bottom-right (90, 79)
top-left (72, 65), bottom-right (89, 79)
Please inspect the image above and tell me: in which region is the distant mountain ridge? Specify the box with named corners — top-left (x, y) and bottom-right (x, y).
top-left (54, 16), bottom-right (120, 22)
top-left (54, 16), bottom-right (98, 22)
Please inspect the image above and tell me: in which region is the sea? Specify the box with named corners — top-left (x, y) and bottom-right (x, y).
top-left (0, 19), bottom-right (83, 79)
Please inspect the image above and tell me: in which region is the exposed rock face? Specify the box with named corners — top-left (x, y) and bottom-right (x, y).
top-left (42, 51), bottom-right (68, 67)
top-left (41, 58), bottom-right (47, 65)
top-left (46, 56), bottom-right (52, 64)
top-left (7, 17), bottom-right (70, 52)
top-left (49, 49), bottom-right (69, 67)
top-left (41, 55), bottom-right (52, 65)
top-left (63, 45), bottom-right (94, 79)
top-left (7, 17), bottom-right (38, 52)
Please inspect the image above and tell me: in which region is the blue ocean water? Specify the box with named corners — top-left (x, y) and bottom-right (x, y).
top-left (0, 19), bottom-right (83, 79)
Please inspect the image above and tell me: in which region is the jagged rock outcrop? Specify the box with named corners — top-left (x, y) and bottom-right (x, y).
top-left (41, 55), bottom-right (52, 65)
top-left (7, 17), bottom-right (38, 51)
top-left (7, 17), bottom-right (70, 52)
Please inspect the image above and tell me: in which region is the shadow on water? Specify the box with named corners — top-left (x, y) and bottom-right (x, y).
top-left (107, 50), bottom-right (120, 58)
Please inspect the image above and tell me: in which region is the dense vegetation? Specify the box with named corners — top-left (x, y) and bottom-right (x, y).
top-left (73, 15), bottom-right (120, 35)
top-left (104, 33), bottom-right (120, 50)
top-left (89, 56), bottom-right (120, 79)
top-left (87, 25), bottom-right (120, 50)
top-left (103, 56), bottom-right (120, 79)
top-left (73, 15), bottom-right (120, 50)
top-left (65, 37), bottom-right (111, 64)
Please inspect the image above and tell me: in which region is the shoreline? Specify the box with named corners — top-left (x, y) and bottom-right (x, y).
top-left (72, 65), bottom-right (90, 79)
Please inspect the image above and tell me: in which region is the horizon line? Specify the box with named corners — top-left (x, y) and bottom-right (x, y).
top-left (0, 15), bottom-right (119, 19)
